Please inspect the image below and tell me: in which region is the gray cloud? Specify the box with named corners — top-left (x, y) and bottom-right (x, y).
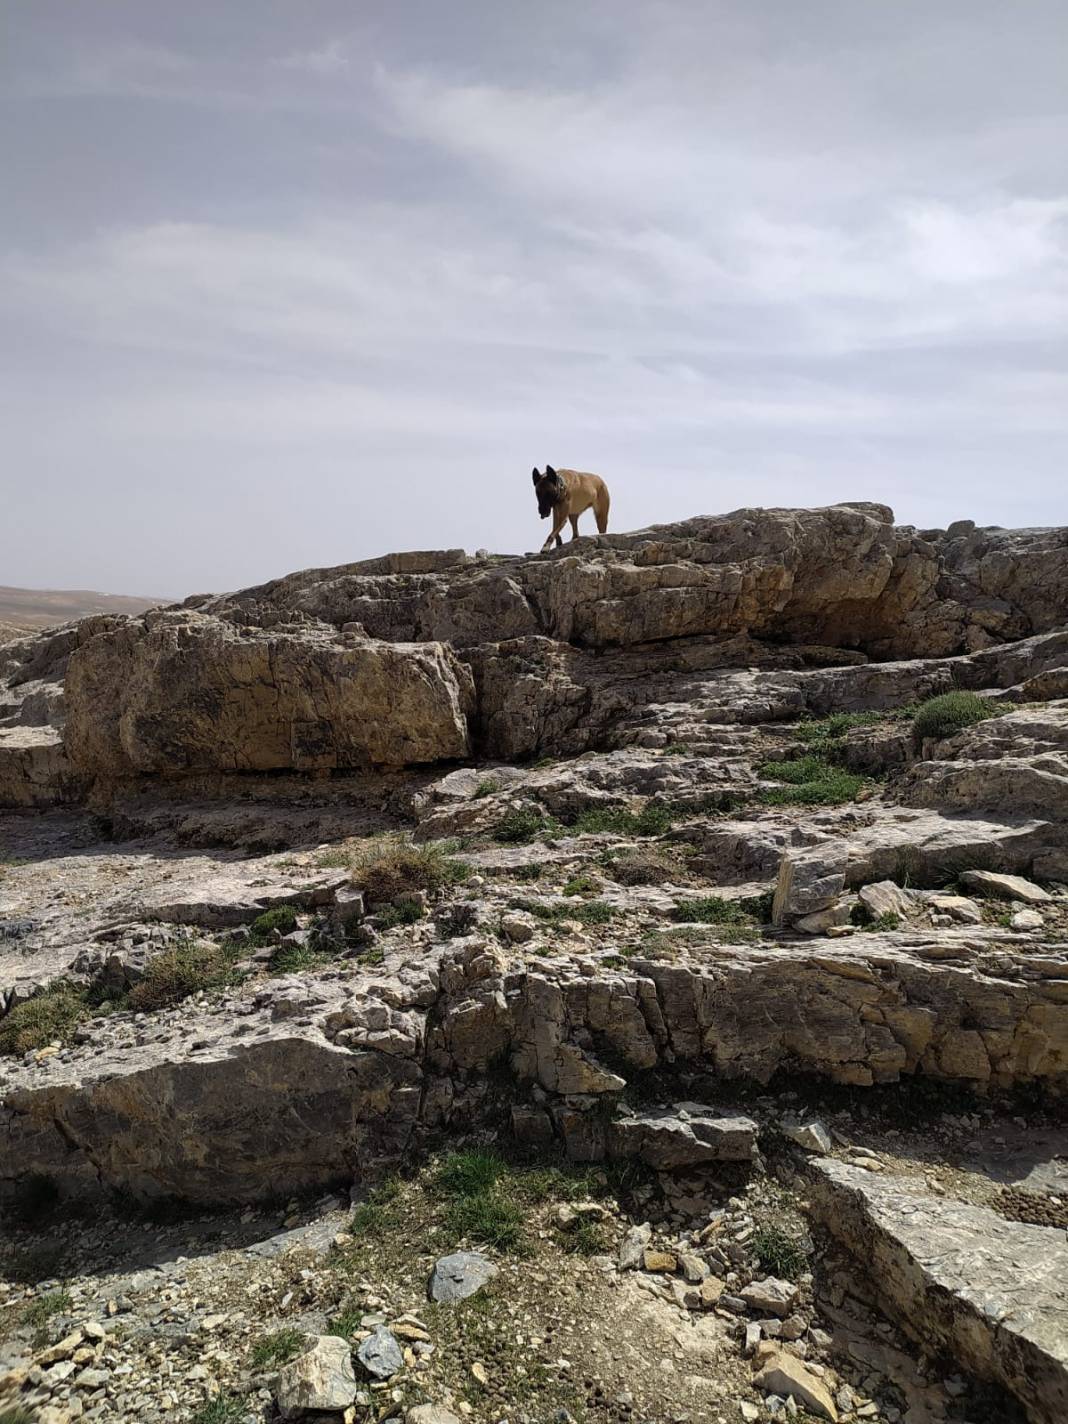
top-left (2, 1), bottom-right (1066, 596)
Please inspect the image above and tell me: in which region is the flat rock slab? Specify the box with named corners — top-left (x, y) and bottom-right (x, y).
top-left (428, 1251), bottom-right (498, 1303)
top-left (808, 1157), bottom-right (1068, 1424)
top-left (960, 870), bottom-right (1052, 904)
top-left (607, 1103), bottom-right (759, 1168)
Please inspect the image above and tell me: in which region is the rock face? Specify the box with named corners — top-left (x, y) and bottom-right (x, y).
top-left (3, 503), bottom-right (1068, 802)
top-left (63, 611), bottom-right (473, 779)
top-left (809, 1158), bottom-right (1068, 1424)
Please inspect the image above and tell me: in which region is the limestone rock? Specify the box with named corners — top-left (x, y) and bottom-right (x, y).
top-left (928, 893), bottom-right (982, 924)
top-left (408, 1407), bottom-right (462, 1424)
top-left (753, 1350), bottom-right (838, 1421)
top-left (857, 880), bottom-right (914, 922)
top-left (276, 1334), bottom-right (356, 1417)
top-left (809, 1158), bottom-right (1068, 1424)
top-left (1011, 908), bottom-right (1045, 931)
top-left (959, 870), bottom-right (1052, 904)
top-left (607, 1104), bottom-right (759, 1167)
top-left (740, 1277), bottom-right (798, 1317)
top-left (618, 1222), bottom-right (653, 1270)
top-left (64, 611), bottom-right (473, 778)
top-left (357, 1325), bottom-right (403, 1379)
top-left (428, 1252), bottom-right (498, 1303)
top-left (782, 1119), bottom-right (833, 1154)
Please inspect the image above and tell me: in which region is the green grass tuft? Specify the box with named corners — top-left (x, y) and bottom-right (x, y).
top-left (0, 983), bottom-right (88, 1056)
top-left (758, 755), bottom-right (866, 806)
top-left (571, 803), bottom-right (675, 837)
top-left (435, 1150), bottom-right (528, 1254)
top-left (912, 691), bottom-right (1003, 743)
top-left (189, 1396), bottom-right (248, 1424)
top-left (473, 777), bottom-right (501, 799)
top-left (250, 905), bottom-right (298, 939)
top-left (128, 941), bottom-right (235, 1012)
top-left (249, 1327), bottom-right (305, 1370)
top-left (493, 807), bottom-right (560, 844)
top-left (669, 895), bottom-right (752, 925)
top-left (752, 1223), bottom-right (808, 1280)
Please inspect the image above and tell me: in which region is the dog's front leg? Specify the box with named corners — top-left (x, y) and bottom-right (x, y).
top-left (542, 508), bottom-right (568, 552)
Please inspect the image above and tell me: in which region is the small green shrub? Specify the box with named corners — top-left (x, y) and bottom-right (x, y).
top-left (912, 692), bottom-right (1002, 743)
top-left (350, 1177), bottom-right (403, 1235)
top-left (562, 873), bottom-right (599, 897)
top-left (758, 755), bottom-right (865, 806)
top-left (190, 1397), bottom-right (248, 1424)
top-left (250, 905), bottom-right (298, 940)
top-left (795, 711), bottom-right (883, 747)
top-left (267, 941), bottom-right (321, 974)
top-left (326, 1301), bottom-right (365, 1341)
top-left (511, 863), bottom-right (544, 881)
top-left (0, 984), bottom-right (88, 1056)
top-left (250, 1327), bottom-right (305, 1370)
top-left (21, 1288), bottom-right (72, 1337)
top-left (375, 900), bottom-right (425, 930)
top-left (0, 1407), bottom-right (37, 1424)
top-left (557, 1219), bottom-right (608, 1256)
top-left (473, 777), bottom-right (501, 799)
top-left (669, 895), bottom-right (751, 925)
top-left (571, 804), bottom-right (675, 836)
top-left (445, 1191), bottom-right (526, 1253)
top-left (128, 942), bottom-right (234, 1012)
top-left (663, 743), bottom-right (690, 756)
top-left (435, 1150), bottom-right (527, 1254)
top-left (347, 835), bottom-right (469, 902)
top-left (571, 900), bottom-right (614, 925)
top-left (752, 1223), bottom-right (808, 1280)
top-left (494, 807), bottom-right (559, 844)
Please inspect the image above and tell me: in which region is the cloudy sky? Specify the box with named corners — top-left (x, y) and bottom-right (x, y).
top-left (2, 1), bottom-right (1066, 597)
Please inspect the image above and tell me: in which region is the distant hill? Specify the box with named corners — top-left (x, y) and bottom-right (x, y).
top-left (0, 585), bottom-right (164, 633)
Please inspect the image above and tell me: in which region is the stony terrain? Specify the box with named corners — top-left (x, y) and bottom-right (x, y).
top-left (1, 503), bottom-right (1067, 1424)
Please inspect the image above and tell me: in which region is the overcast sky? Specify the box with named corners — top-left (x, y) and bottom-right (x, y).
top-left (2, 1), bottom-right (1066, 597)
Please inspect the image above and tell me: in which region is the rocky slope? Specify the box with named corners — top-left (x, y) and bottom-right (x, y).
top-left (1, 503), bottom-right (1067, 1424)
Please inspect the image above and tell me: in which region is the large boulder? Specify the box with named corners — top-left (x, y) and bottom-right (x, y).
top-left (63, 611), bottom-right (473, 778)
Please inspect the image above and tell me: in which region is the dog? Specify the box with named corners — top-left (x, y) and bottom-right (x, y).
top-left (531, 465), bottom-right (610, 551)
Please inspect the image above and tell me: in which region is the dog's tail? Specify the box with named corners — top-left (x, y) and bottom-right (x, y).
top-left (595, 481), bottom-right (610, 534)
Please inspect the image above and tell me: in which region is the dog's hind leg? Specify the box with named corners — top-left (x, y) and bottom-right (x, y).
top-left (595, 487), bottom-right (610, 534)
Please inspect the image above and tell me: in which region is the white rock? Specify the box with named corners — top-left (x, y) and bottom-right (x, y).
top-left (276, 1335), bottom-right (356, 1418)
top-left (782, 1118), bottom-right (833, 1154)
top-left (858, 880), bottom-right (914, 921)
top-left (1010, 909), bottom-right (1044, 931)
top-left (959, 870), bottom-right (1051, 905)
top-left (740, 1277), bottom-right (798, 1317)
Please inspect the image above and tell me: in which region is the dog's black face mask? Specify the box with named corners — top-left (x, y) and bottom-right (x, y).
top-left (532, 466), bottom-right (562, 519)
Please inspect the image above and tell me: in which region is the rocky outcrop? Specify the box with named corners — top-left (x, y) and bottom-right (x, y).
top-left (809, 1158), bottom-right (1068, 1424)
top-left (63, 610), bottom-right (473, 779)
top-left (2, 505), bottom-right (1068, 803)
top-left (2, 930), bottom-right (1066, 1204)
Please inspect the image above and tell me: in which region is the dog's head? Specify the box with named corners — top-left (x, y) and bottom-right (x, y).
top-left (532, 465), bottom-right (564, 519)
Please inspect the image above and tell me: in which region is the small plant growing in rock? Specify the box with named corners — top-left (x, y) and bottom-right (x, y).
top-left (562, 872), bottom-right (599, 896)
top-left (758, 755), bottom-right (866, 806)
top-left (249, 1327), bottom-right (305, 1369)
top-left (374, 899), bottom-right (425, 930)
top-left (20, 1288), bottom-right (72, 1344)
top-left (911, 691), bottom-right (1002, 743)
top-left (494, 806), bottom-right (559, 844)
top-left (249, 905), bottom-right (298, 941)
top-left (473, 777), bottom-right (501, 798)
top-left (571, 803), bottom-right (675, 836)
top-left (347, 834), bottom-right (469, 901)
top-left (752, 1223), bottom-right (808, 1280)
top-left (189, 1396), bottom-right (248, 1424)
top-left (128, 942), bottom-right (235, 1012)
top-left (435, 1150), bottom-right (528, 1254)
top-left (0, 983), bottom-right (88, 1056)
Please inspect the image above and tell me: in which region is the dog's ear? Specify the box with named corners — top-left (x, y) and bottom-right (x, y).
top-left (545, 464), bottom-right (557, 481)
top-left (531, 467), bottom-right (540, 485)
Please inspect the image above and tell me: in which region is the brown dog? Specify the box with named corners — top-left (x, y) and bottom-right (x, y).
top-left (531, 465), bottom-right (610, 551)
